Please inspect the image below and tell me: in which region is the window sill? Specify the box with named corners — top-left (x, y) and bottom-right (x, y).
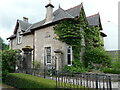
top-left (17, 43), bottom-right (22, 45)
top-left (67, 64), bottom-right (72, 66)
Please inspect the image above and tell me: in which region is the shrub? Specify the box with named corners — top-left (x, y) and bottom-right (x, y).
top-left (32, 60), bottom-right (41, 69)
top-left (83, 48), bottom-right (112, 69)
top-left (63, 60), bottom-right (86, 73)
top-left (2, 50), bottom-right (19, 78)
top-left (111, 55), bottom-right (120, 72)
top-left (5, 73), bottom-right (56, 89)
top-left (102, 67), bottom-right (120, 74)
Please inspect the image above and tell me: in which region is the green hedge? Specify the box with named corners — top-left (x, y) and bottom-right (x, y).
top-left (5, 73), bottom-right (86, 89)
top-left (5, 73), bottom-right (56, 89)
top-left (102, 68), bottom-right (120, 74)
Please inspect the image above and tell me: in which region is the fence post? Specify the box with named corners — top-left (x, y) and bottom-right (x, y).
top-left (56, 71), bottom-right (58, 88)
top-left (108, 76), bottom-right (112, 90)
top-left (44, 68), bottom-right (46, 78)
top-left (96, 74), bottom-right (98, 89)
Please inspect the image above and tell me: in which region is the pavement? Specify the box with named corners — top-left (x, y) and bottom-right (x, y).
top-left (0, 83), bottom-right (18, 90)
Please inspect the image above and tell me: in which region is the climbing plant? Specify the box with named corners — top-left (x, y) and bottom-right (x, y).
top-left (84, 26), bottom-right (104, 49)
top-left (53, 7), bottom-right (111, 72)
top-left (54, 8), bottom-right (86, 61)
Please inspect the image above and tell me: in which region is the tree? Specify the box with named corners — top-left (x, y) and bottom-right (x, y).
top-left (2, 49), bottom-right (19, 81)
top-left (0, 37), bottom-right (8, 50)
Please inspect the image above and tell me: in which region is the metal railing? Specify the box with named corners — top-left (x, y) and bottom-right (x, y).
top-left (56, 72), bottom-right (112, 90)
top-left (16, 69), bottom-right (112, 89)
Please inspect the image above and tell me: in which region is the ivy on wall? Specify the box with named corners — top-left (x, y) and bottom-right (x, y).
top-left (53, 6), bottom-right (112, 73)
top-left (54, 19), bottom-right (82, 60)
top-left (54, 8), bottom-right (86, 61)
top-left (53, 8), bottom-right (108, 69)
top-left (84, 26), bottom-right (104, 49)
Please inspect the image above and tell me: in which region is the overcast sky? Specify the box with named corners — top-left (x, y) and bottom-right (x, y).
top-left (0, 0), bottom-right (119, 50)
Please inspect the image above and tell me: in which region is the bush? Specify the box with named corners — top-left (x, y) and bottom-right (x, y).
top-left (101, 53), bottom-right (120, 74)
top-left (32, 60), bottom-right (41, 69)
top-left (5, 73), bottom-right (56, 89)
top-left (111, 56), bottom-right (120, 72)
top-left (63, 60), bottom-right (86, 73)
top-left (2, 50), bottom-right (19, 79)
top-left (83, 48), bottom-right (111, 68)
top-left (102, 67), bottom-right (120, 74)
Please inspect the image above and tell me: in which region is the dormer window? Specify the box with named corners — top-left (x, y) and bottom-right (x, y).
top-left (17, 31), bottom-right (22, 44)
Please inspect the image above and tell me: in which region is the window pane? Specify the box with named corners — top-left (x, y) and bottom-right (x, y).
top-left (67, 48), bottom-right (70, 53)
top-left (46, 47), bottom-right (51, 54)
top-left (45, 47), bottom-right (51, 63)
top-left (47, 55), bottom-right (51, 63)
top-left (67, 54), bottom-right (71, 64)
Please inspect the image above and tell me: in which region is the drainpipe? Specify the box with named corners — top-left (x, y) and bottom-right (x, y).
top-left (33, 32), bottom-right (35, 69)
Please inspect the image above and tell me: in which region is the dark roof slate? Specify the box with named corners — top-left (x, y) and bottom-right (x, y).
top-left (7, 34), bottom-right (16, 40)
top-left (53, 7), bottom-right (74, 22)
top-left (18, 20), bottom-right (31, 31)
top-left (87, 13), bottom-right (100, 26)
top-left (66, 3), bottom-right (82, 17)
top-left (31, 19), bottom-right (45, 30)
top-left (29, 7), bottom-right (75, 30)
top-left (8, 3), bottom-right (104, 40)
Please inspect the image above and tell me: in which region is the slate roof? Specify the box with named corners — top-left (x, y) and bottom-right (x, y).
top-left (87, 13), bottom-right (100, 26)
top-left (52, 7), bottom-right (74, 22)
top-left (66, 3), bottom-right (83, 17)
top-left (7, 3), bottom-right (104, 40)
top-left (30, 5), bottom-right (81, 30)
top-left (18, 20), bottom-right (32, 31)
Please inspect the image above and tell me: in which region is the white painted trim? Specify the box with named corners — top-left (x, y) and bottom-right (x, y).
top-left (44, 45), bottom-right (52, 65)
top-left (16, 27), bottom-right (22, 45)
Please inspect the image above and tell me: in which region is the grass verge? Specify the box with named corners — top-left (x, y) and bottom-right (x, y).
top-left (4, 73), bottom-right (88, 89)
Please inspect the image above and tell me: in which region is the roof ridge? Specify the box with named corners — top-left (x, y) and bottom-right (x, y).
top-left (18, 19), bottom-right (32, 25)
top-left (65, 3), bottom-right (83, 11)
top-left (58, 7), bottom-right (74, 18)
top-left (87, 13), bottom-right (99, 18)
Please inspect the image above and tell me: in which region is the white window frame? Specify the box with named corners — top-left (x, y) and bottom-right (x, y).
top-left (67, 46), bottom-right (72, 66)
top-left (17, 31), bottom-right (22, 44)
top-left (45, 47), bottom-right (52, 64)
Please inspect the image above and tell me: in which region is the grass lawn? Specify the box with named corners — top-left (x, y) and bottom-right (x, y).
top-left (4, 73), bottom-right (86, 89)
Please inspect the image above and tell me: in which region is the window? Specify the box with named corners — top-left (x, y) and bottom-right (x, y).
top-left (45, 47), bottom-right (51, 63)
top-left (45, 32), bottom-right (50, 38)
top-left (17, 31), bottom-right (22, 44)
top-left (67, 46), bottom-right (72, 65)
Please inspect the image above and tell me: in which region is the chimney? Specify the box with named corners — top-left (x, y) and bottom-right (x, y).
top-left (45, 1), bottom-right (54, 23)
top-left (23, 17), bottom-right (28, 22)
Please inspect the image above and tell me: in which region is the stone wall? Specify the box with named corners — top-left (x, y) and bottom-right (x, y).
top-left (107, 50), bottom-right (120, 61)
top-left (35, 25), bottom-right (68, 68)
top-left (10, 27), bottom-right (34, 50)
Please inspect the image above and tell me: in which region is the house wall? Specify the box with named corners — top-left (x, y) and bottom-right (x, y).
top-left (35, 25), bottom-right (68, 68)
top-left (107, 50), bottom-right (120, 61)
top-left (10, 27), bottom-right (34, 51)
top-left (100, 35), bottom-right (104, 42)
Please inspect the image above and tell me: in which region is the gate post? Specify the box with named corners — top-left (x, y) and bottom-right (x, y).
top-left (22, 46), bottom-right (33, 70)
top-left (54, 49), bottom-right (62, 71)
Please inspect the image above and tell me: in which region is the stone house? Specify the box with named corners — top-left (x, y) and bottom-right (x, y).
top-left (7, 2), bottom-right (106, 70)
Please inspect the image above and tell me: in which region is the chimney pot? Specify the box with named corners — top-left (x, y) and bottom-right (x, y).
top-left (23, 17), bottom-right (28, 22)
